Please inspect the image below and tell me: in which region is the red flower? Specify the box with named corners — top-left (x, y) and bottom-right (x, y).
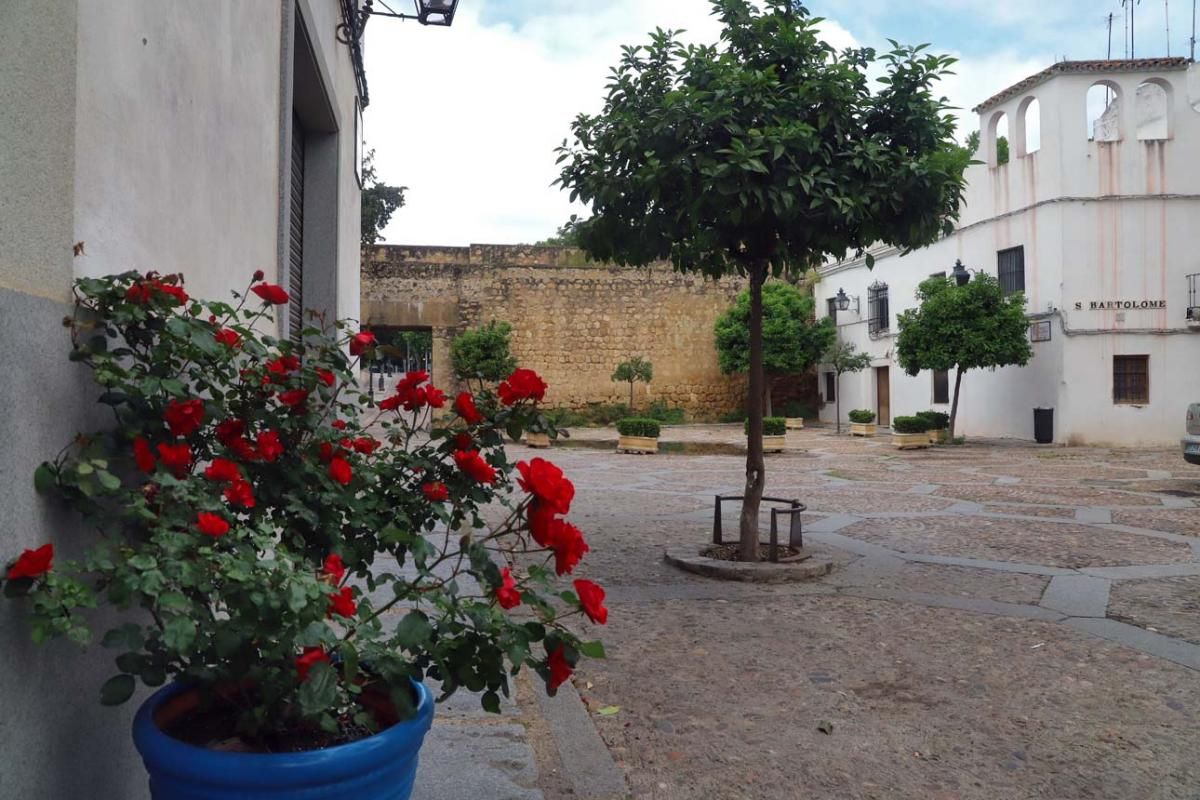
top-left (516, 458), bottom-right (574, 515)
top-left (397, 371), bottom-right (429, 389)
top-left (229, 437), bottom-right (259, 462)
top-left (253, 269), bottom-right (265, 282)
top-left (203, 458), bottom-right (242, 482)
top-left (223, 479), bottom-right (255, 508)
top-left (552, 522), bottom-right (589, 576)
top-left (321, 554), bottom-right (346, 585)
top-left (424, 386), bottom-right (446, 408)
top-left (349, 331), bottom-right (376, 356)
top-left (213, 328), bottom-right (241, 348)
top-left (156, 283), bottom-right (189, 306)
top-left (454, 392), bottom-right (483, 425)
top-left (315, 368), bottom-right (335, 387)
top-left (125, 283), bottom-right (153, 305)
top-left (278, 389), bottom-right (309, 408)
top-left (251, 283), bottom-right (290, 305)
top-left (378, 394), bottom-right (403, 412)
top-left (6, 544), bottom-right (53, 580)
top-left (163, 398), bottom-right (205, 437)
top-left (573, 579), bottom-right (608, 625)
top-left (498, 368), bottom-right (547, 406)
top-left (352, 437), bottom-right (379, 455)
top-left (156, 442), bottom-right (192, 477)
top-left (195, 512), bottom-right (230, 538)
top-left (528, 503), bottom-right (558, 547)
top-left (454, 450), bottom-right (496, 484)
top-left (327, 586), bottom-right (357, 618)
top-left (328, 456), bottom-right (352, 486)
top-left (295, 647), bottom-right (330, 682)
top-left (265, 354), bottom-right (301, 381)
top-left (331, 419), bottom-right (347, 431)
top-left (132, 437), bottom-right (156, 473)
top-left (453, 432), bottom-right (473, 451)
top-left (496, 567), bottom-right (521, 610)
top-left (256, 430), bottom-right (284, 462)
top-left (215, 419), bottom-right (245, 445)
top-left (421, 482), bottom-right (449, 502)
top-left (546, 647), bottom-right (572, 693)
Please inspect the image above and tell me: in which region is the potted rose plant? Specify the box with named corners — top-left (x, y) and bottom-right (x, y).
top-left (1, 272), bottom-right (605, 800)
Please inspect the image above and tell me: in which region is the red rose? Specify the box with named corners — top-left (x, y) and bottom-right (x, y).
top-left (213, 328), bottom-right (241, 348)
top-left (203, 458), bottom-right (241, 482)
top-left (265, 355), bottom-right (301, 380)
top-left (229, 437), bottom-right (258, 462)
top-left (156, 283), bottom-right (189, 305)
top-left (516, 458), bottom-right (574, 515)
top-left (421, 481), bottom-right (449, 502)
top-left (573, 579), bottom-right (608, 625)
top-left (156, 442), bottom-right (192, 477)
top-left (552, 522), bottom-right (589, 576)
top-left (453, 432), bottom-right (473, 450)
top-left (295, 647), bottom-right (330, 682)
top-left (253, 269), bottom-right (265, 282)
top-left (195, 512), bottom-right (230, 538)
top-left (397, 371), bottom-right (429, 389)
top-left (125, 282), bottom-right (152, 305)
top-left (251, 283), bottom-right (290, 305)
top-left (378, 394), bottom-right (403, 412)
top-left (352, 437), bottom-right (379, 455)
top-left (453, 450), bottom-right (496, 484)
top-left (317, 442), bottom-right (336, 463)
top-left (315, 368), bottom-right (335, 387)
top-left (331, 419), bottom-right (347, 431)
top-left (223, 479), bottom-right (255, 508)
top-left (327, 586), bottom-right (357, 618)
top-left (496, 566), bottom-right (521, 610)
top-left (6, 543), bottom-right (53, 580)
top-left (498, 368), bottom-right (547, 406)
top-left (328, 456), bottom-right (352, 486)
top-left (278, 389), bottom-right (309, 408)
top-left (215, 419), bottom-right (245, 445)
top-left (546, 646), bottom-right (572, 693)
top-left (321, 554), bottom-right (346, 585)
top-left (132, 437), bottom-right (156, 473)
top-left (424, 386), bottom-right (446, 408)
top-left (163, 398), bottom-right (205, 437)
top-left (454, 392), bottom-right (483, 425)
top-left (256, 430), bottom-right (284, 462)
top-left (349, 331), bottom-right (376, 356)
top-left (528, 503), bottom-right (558, 547)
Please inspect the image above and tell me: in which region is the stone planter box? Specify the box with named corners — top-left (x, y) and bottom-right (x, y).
top-left (617, 434), bottom-right (658, 454)
top-left (762, 435), bottom-right (786, 453)
top-left (892, 432), bottom-right (930, 450)
top-left (927, 429), bottom-right (948, 444)
top-left (785, 417), bottom-right (804, 430)
top-left (524, 432), bottom-right (551, 449)
top-left (849, 422), bottom-right (876, 437)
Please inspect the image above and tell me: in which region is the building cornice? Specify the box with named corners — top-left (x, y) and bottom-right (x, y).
top-left (972, 58), bottom-right (1192, 114)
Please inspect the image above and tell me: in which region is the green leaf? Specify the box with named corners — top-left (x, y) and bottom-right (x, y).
top-left (100, 674), bottom-right (136, 706)
top-left (33, 464), bottom-right (56, 494)
top-left (161, 616), bottom-right (196, 652)
top-left (395, 610), bottom-right (432, 649)
top-left (596, 705), bottom-right (621, 716)
top-left (481, 690), bottom-right (501, 714)
top-left (578, 640), bottom-right (606, 659)
top-left (96, 470), bottom-right (121, 491)
top-left (115, 652), bottom-right (143, 673)
top-left (297, 661), bottom-right (338, 717)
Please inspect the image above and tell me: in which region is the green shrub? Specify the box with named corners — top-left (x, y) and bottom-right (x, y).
top-left (582, 403), bottom-right (630, 426)
top-left (781, 400), bottom-right (813, 419)
top-left (544, 407), bottom-right (590, 428)
top-left (617, 418), bottom-right (661, 438)
top-left (848, 409), bottom-right (876, 424)
top-left (892, 415), bottom-right (931, 434)
top-left (744, 417), bottom-right (786, 436)
top-left (915, 410), bottom-right (950, 430)
top-left (718, 409), bottom-right (747, 424)
top-left (645, 400), bottom-right (685, 424)
top-left (450, 321), bottom-right (517, 383)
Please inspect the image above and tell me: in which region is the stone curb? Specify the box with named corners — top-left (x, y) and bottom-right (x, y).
top-left (533, 680), bottom-right (629, 799)
top-left (663, 546), bottom-right (835, 583)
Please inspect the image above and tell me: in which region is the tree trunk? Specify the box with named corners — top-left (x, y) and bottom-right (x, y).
top-left (764, 380), bottom-right (773, 418)
top-left (629, 380), bottom-right (634, 412)
top-left (739, 263), bottom-right (768, 562)
top-left (948, 366), bottom-right (965, 439)
top-left (835, 371), bottom-right (842, 434)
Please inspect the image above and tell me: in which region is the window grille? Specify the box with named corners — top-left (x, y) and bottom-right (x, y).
top-left (1187, 273), bottom-right (1200, 321)
top-left (997, 246), bottom-right (1025, 295)
top-left (1113, 355), bottom-right (1149, 405)
top-left (867, 282), bottom-right (889, 336)
top-left (824, 372), bottom-right (836, 403)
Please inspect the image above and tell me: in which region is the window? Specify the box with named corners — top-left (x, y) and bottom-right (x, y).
top-left (1113, 355), bottom-right (1149, 405)
top-left (998, 246), bottom-right (1025, 295)
top-left (1087, 82), bottom-right (1122, 142)
top-left (1030, 320), bottom-right (1051, 342)
top-left (867, 282), bottom-right (889, 336)
top-left (932, 370), bottom-right (949, 404)
top-left (824, 372), bottom-right (836, 403)
top-left (929, 271), bottom-right (946, 279)
top-left (826, 297), bottom-right (838, 319)
top-left (1135, 80), bottom-right (1170, 141)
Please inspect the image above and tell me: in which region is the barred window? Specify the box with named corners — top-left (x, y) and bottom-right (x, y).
top-left (998, 246), bottom-right (1025, 295)
top-left (826, 297), bottom-right (838, 319)
top-left (932, 370), bottom-right (950, 404)
top-left (867, 282), bottom-right (889, 336)
top-left (824, 372), bottom-right (836, 403)
top-left (1113, 355), bottom-right (1149, 405)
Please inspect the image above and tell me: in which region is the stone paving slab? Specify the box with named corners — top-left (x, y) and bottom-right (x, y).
top-left (1039, 575), bottom-right (1110, 618)
top-left (413, 722), bottom-right (543, 800)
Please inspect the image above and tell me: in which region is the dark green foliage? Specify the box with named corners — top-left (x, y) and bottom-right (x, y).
top-left (612, 356), bottom-right (653, 410)
top-left (892, 415), bottom-right (930, 434)
top-left (584, 403), bottom-right (631, 426)
top-left (644, 400), bottom-right (685, 424)
top-left (360, 149), bottom-right (406, 246)
top-left (543, 407), bottom-right (591, 428)
top-left (965, 130), bottom-right (1008, 165)
top-left (535, 215), bottom-right (585, 247)
top-left (781, 400), bottom-right (813, 419)
top-left (450, 321), bottom-right (518, 384)
top-left (719, 409), bottom-right (748, 424)
top-left (745, 417), bottom-right (786, 436)
top-left (617, 418), bottom-right (662, 438)
top-left (715, 283), bottom-right (835, 378)
top-left (915, 410), bottom-right (949, 430)
top-left (848, 409), bottom-right (876, 424)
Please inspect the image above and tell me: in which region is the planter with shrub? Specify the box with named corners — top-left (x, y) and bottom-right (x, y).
top-left (616, 418), bottom-right (660, 454)
top-left (524, 430), bottom-right (552, 448)
top-left (915, 410), bottom-right (950, 443)
top-left (745, 417), bottom-right (787, 453)
top-left (847, 409), bottom-right (877, 437)
top-left (782, 400), bottom-right (809, 430)
top-left (891, 415), bottom-right (932, 449)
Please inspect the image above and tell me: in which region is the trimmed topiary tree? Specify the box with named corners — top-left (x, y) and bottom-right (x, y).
top-left (892, 415), bottom-right (931, 434)
top-left (450, 321), bottom-right (519, 391)
top-left (848, 409), bottom-right (876, 424)
top-left (611, 356), bottom-right (653, 411)
top-left (617, 418), bottom-right (662, 438)
top-left (824, 340), bottom-right (873, 434)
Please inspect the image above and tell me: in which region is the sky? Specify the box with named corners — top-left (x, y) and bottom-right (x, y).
top-left (363, 0), bottom-right (1197, 246)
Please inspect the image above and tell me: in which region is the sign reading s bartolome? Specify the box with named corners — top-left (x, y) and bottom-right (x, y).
top-left (1073, 299), bottom-right (1166, 310)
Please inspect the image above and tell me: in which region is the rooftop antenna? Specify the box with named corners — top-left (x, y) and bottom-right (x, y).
top-left (1107, 12), bottom-right (1115, 58)
top-left (1166, 0), bottom-right (1172, 56)
top-left (1191, 0), bottom-right (1196, 60)
top-left (1122, 0), bottom-right (1131, 57)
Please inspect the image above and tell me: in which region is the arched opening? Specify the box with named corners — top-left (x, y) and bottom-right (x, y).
top-left (1016, 96), bottom-right (1041, 156)
top-left (1135, 79), bottom-right (1171, 140)
top-left (1087, 81), bottom-right (1122, 142)
top-left (988, 111), bottom-right (1010, 167)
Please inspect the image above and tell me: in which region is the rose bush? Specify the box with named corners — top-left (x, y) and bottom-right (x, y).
top-left (0, 271), bottom-right (604, 748)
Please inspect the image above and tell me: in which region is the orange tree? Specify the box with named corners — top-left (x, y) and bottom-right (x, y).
top-left (555, 0), bottom-right (969, 560)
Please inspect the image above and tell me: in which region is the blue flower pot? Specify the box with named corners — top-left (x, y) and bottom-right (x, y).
top-left (132, 679), bottom-right (433, 799)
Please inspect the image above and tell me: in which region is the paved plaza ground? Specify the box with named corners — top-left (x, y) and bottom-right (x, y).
top-left (488, 423), bottom-right (1200, 800)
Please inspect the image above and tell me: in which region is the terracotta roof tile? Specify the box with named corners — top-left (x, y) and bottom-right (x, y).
top-left (971, 58), bottom-right (1191, 114)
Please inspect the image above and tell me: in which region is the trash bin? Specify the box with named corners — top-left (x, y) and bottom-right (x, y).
top-left (1034, 407), bottom-right (1054, 444)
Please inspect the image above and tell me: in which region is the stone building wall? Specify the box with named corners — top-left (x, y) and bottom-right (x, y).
top-left (361, 244), bottom-right (750, 418)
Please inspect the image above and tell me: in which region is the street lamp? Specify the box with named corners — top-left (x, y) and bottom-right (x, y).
top-left (835, 288), bottom-right (850, 312)
top-left (340, 0), bottom-right (461, 44)
top-left (951, 259), bottom-right (971, 287)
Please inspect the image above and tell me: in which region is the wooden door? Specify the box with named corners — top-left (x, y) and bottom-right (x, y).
top-left (876, 366), bottom-right (891, 427)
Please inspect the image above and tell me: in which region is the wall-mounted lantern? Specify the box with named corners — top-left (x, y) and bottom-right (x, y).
top-left (834, 288), bottom-right (859, 315)
top-left (951, 259), bottom-right (971, 287)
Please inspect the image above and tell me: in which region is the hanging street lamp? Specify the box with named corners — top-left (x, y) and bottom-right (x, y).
top-left (835, 288), bottom-right (850, 312)
top-left (951, 259), bottom-right (971, 287)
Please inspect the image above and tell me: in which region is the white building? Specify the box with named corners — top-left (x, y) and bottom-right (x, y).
top-left (815, 59), bottom-right (1200, 447)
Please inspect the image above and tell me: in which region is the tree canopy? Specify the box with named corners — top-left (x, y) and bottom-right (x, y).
top-left (612, 356), bottom-right (653, 410)
top-left (714, 281), bottom-right (834, 378)
top-left (895, 274), bottom-right (1032, 436)
top-left (535, 215), bottom-right (585, 247)
top-left (360, 149), bottom-right (407, 247)
top-left (450, 321), bottom-right (518, 385)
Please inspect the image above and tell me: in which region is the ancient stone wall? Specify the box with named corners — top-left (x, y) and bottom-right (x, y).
top-left (361, 244), bottom-right (749, 418)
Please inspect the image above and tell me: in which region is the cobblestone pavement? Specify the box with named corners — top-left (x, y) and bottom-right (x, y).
top-left (532, 424), bottom-right (1200, 799)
